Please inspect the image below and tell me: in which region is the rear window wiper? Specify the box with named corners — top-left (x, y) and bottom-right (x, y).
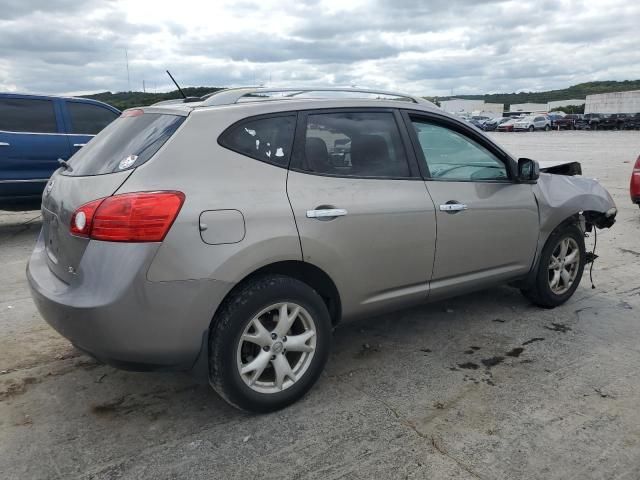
top-left (58, 158), bottom-right (74, 172)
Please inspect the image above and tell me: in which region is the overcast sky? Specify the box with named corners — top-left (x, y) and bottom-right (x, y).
top-left (1, 0), bottom-right (639, 96)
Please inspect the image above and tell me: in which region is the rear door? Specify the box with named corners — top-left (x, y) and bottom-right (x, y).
top-left (0, 96), bottom-right (70, 198)
top-left (62, 100), bottom-right (119, 155)
top-left (286, 109), bottom-right (436, 319)
top-left (402, 111), bottom-right (539, 300)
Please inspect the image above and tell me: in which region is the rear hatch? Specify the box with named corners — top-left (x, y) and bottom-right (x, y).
top-left (41, 109), bottom-right (187, 284)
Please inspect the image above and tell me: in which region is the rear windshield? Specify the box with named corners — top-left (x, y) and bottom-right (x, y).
top-left (63, 112), bottom-right (185, 176)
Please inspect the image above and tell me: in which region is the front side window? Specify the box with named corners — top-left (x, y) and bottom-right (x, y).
top-left (219, 115), bottom-right (296, 167)
top-left (411, 120), bottom-right (508, 181)
top-left (301, 112), bottom-right (410, 178)
top-left (0, 98), bottom-right (57, 133)
top-left (68, 102), bottom-right (119, 135)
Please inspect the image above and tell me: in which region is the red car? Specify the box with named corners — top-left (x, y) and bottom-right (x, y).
top-left (632, 155), bottom-right (640, 207)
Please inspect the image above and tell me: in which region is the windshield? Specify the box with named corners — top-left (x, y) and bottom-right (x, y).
top-left (63, 112), bottom-right (185, 176)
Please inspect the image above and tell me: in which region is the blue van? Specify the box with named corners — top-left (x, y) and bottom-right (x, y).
top-left (0, 93), bottom-right (120, 201)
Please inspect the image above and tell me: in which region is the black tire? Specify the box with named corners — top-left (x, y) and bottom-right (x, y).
top-left (529, 125), bottom-right (535, 132)
top-left (544, 124), bottom-right (551, 131)
top-left (208, 275), bottom-right (332, 412)
top-left (521, 223), bottom-right (586, 308)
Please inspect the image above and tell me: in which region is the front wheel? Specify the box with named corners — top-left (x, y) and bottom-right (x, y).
top-left (208, 275), bottom-right (332, 412)
top-left (521, 223), bottom-right (586, 308)
top-left (544, 124), bottom-right (551, 131)
top-left (529, 125), bottom-right (535, 132)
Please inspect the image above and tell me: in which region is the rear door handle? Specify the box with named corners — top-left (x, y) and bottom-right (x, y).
top-left (0, 142), bottom-right (9, 146)
top-left (73, 143), bottom-right (86, 148)
top-left (306, 208), bottom-right (348, 219)
top-left (439, 203), bottom-right (468, 213)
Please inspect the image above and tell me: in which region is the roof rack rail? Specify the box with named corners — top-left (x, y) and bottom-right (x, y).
top-left (199, 87), bottom-right (430, 107)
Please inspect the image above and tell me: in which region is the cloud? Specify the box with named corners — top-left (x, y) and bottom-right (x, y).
top-left (1, 0), bottom-right (639, 96)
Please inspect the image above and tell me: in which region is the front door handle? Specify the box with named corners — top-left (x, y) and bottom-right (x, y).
top-left (73, 143), bottom-right (87, 148)
top-left (306, 208), bottom-right (348, 219)
top-left (0, 142), bottom-right (9, 146)
top-left (439, 203), bottom-right (468, 213)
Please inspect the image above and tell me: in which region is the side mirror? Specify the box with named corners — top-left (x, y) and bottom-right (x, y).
top-left (517, 158), bottom-right (540, 183)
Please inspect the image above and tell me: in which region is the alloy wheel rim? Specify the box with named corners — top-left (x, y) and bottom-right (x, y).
top-left (236, 302), bottom-right (317, 394)
top-left (548, 237), bottom-right (580, 295)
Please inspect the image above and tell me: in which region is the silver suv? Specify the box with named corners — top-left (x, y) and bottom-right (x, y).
top-left (27, 87), bottom-right (617, 412)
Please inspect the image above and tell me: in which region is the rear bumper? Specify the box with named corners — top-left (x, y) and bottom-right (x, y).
top-left (27, 234), bottom-right (232, 371)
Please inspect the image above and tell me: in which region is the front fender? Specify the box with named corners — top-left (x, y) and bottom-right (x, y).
top-left (519, 173), bottom-right (617, 289)
top-left (534, 173), bottom-right (616, 237)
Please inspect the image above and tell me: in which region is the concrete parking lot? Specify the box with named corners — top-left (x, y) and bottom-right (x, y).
top-left (1, 131), bottom-right (639, 480)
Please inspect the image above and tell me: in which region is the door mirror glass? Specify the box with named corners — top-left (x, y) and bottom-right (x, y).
top-left (517, 158), bottom-right (539, 183)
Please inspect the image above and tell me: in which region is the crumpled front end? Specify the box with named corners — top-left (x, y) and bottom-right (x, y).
top-left (534, 172), bottom-right (617, 234)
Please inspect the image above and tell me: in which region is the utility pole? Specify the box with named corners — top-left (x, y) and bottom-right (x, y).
top-left (143, 79), bottom-right (146, 93)
top-left (125, 48), bottom-right (131, 91)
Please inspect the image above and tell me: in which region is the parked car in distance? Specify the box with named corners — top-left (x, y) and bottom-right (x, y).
top-left (468, 115), bottom-right (491, 128)
top-left (496, 117), bottom-right (519, 132)
top-left (624, 113), bottom-right (640, 130)
top-left (631, 155), bottom-right (640, 208)
top-left (575, 113), bottom-right (601, 130)
top-left (554, 114), bottom-right (581, 130)
top-left (27, 87), bottom-right (617, 412)
top-left (481, 117), bottom-right (508, 131)
top-left (514, 115), bottom-right (551, 132)
top-left (598, 113), bottom-right (628, 130)
top-left (0, 93), bottom-right (120, 202)
top-left (546, 113), bottom-right (563, 128)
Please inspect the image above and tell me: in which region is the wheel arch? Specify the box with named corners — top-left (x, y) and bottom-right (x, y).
top-left (216, 260), bottom-right (342, 327)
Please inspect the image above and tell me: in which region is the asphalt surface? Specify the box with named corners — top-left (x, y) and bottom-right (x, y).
top-left (1, 131), bottom-right (639, 480)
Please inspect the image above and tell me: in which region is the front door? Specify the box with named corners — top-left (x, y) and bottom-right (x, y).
top-left (404, 113), bottom-right (539, 300)
top-left (287, 110), bottom-right (437, 319)
top-left (0, 96), bottom-right (70, 198)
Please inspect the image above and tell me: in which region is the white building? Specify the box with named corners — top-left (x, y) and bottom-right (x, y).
top-left (440, 99), bottom-right (485, 115)
top-left (585, 90), bottom-right (640, 113)
top-left (480, 102), bottom-right (504, 115)
top-left (547, 99), bottom-right (585, 110)
top-left (509, 103), bottom-right (547, 113)
top-left (440, 99), bottom-right (504, 117)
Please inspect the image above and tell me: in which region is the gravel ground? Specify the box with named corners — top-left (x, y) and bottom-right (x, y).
top-left (1, 131), bottom-right (639, 480)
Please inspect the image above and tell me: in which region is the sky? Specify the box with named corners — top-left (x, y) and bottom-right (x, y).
top-left (1, 0), bottom-right (639, 96)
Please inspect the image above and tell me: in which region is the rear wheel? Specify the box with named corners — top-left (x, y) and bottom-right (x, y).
top-left (521, 223), bottom-right (586, 308)
top-left (529, 125), bottom-right (535, 132)
top-left (544, 124), bottom-right (551, 131)
top-left (208, 275), bottom-right (331, 412)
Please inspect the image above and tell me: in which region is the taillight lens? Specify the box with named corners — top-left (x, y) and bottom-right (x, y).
top-left (70, 191), bottom-right (185, 242)
top-left (70, 198), bottom-right (103, 237)
top-left (634, 156), bottom-right (640, 173)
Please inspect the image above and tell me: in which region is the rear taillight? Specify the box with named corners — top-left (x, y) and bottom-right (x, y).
top-left (634, 156), bottom-right (640, 173)
top-left (70, 198), bottom-right (102, 237)
top-left (70, 191), bottom-right (185, 242)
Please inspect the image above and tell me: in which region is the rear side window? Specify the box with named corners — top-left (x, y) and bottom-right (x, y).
top-left (219, 115), bottom-right (296, 167)
top-left (299, 112), bottom-right (410, 178)
top-left (0, 98), bottom-right (57, 133)
top-left (67, 102), bottom-right (119, 135)
top-left (64, 112), bottom-right (185, 176)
